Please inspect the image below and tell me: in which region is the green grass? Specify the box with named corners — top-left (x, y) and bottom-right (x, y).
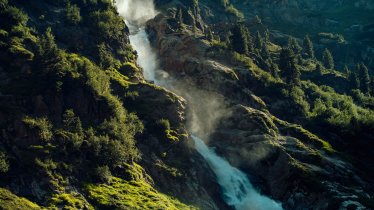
top-left (85, 164), bottom-right (195, 210)
top-left (0, 188), bottom-right (41, 210)
top-left (48, 193), bottom-right (94, 210)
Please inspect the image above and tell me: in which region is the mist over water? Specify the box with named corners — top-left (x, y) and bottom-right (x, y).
top-left (192, 135), bottom-right (283, 210)
top-left (115, 0), bottom-right (158, 82)
top-left (115, 1), bottom-right (283, 209)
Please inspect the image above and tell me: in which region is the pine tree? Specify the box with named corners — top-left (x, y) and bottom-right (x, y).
top-left (279, 48), bottom-right (300, 86)
top-left (265, 59), bottom-right (279, 78)
top-left (264, 29), bottom-right (270, 43)
top-left (303, 35), bottom-right (314, 59)
top-left (316, 63), bottom-right (323, 76)
top-left (322, 48), bottom-right (334, 69)
top-left (260, 41), bottom-right (270, 59)
top-left (357, 63), bottom-right (371, 94)
top-left (348, 67), bottom-right (360, 90)
top-left (254, 31), bottom-right (263, 50)
top-left (242, 27), bottom-right (253, 53)
top-left (230, 25), bottom-right (248, 55)
top-left (270, 61), bottom-right (280, 78)
top-left (288, 37), bottom-right (302, 54)
top-left (206, 27), bottom-right (214, 41)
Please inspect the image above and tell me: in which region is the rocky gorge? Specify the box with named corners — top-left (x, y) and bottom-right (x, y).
top-left (0, 0), bottom-right (373, 209)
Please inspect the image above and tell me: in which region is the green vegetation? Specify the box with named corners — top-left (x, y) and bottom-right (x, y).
top-left (322, 48), bottom-right (334, 70)
top-left (66, 3), bottom-right (81, 25)
top-left (86, 164), bottom-right (195, 210)
top-left (0, 188), bottom-right (41, 210)
top-left (0, 151), bottom-right (9, 173)
top-left (48, 193), bottom-right (94, 210)
top-left (302, 35), bottom-right (314, 59)
top-left (279, 48), bottom-right (301, 86)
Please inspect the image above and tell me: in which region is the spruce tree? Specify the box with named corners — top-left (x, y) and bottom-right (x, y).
top-left (261, 42), bottom-right (270, 59)
top-left (254, 31), bottom-right (263, 50)
top-left (270, 61), bottom-right (280, 78)
top-left (323, 48), bottom-right (334, 69)
top-left (358, 63), bottom-right (371, 94)
top-left (264, 29), bottom-right (270, 43)
top-left (303, 35), bottom-right (314, 59)
top-left (288, 37), bottom-right (302, 54)
top-left (279, 48), bottom-right (300, 86)
top-left (206, 27), bottom-right (214, 41)
top-left (242, 26), bottom-right (253, 53)
top-left (230, 25), bottom-right (248, 55)
top-left (348, 68), bottom-right (360, 90)
top-left (316, 63), bottom-right (323, 76)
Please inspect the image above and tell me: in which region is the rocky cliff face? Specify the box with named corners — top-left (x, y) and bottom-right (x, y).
top-left (146, 7), bottom-right (373, 209)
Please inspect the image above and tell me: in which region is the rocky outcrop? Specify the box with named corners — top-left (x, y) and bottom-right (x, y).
top-left (211, 105), bottom-right (371, 209)
top-left (145, 12), bottom-right (373, 209)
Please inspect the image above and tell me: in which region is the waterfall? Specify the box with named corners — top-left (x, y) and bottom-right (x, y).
top-left (114, 1), bottom-right (283, 209)
top-left (192, 135), bottom-right (283, 210)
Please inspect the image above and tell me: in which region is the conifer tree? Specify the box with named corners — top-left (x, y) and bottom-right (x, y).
top-left (261, 43), bottom-right (270, 59)
top-left (270, 61), bottom-right (280, 78)
top-left (206, 27), bottom-right (214, 41)
top-left (323, 48), bottom-right (334, 69)
top-left (348, 67), bottom-right (360, 90)
top-left (288, 37), bottom-right (302, 54)
top-left (279, 48), bottom-right (300, 86)
top-left (264, 29), bottom-right (270, 43)
top-left (303, 35), bottom-right (314, 59)
top-left (316, 63), bottom-right (323, 76)
top-left (357, 63), bottom-right (371, 94)
top-left (230, 25), bottom-right (248, 55)
top-left (254, 31), bottom-right (263, 50)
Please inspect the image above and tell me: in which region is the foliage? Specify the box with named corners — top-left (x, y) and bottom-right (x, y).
top-left (48, 193), bottom-right (94, 210)
top-left (279, 48), bottom-right (300, 86)
top-left (288, 37), bottom-right (302, 54)
top-left (90, 9), bottom-right (126, 40)
top-left (357, 63), bottom-right (371, 94)
top-left (322, 48), bottom-right (334, 70)
top-left (22, 116), bottom-right (53, 142)
top-left (230, 24), bottom-right (249, 55)
top-left (0, 188), bottom-right (41, 210)
top-left (0, 151), bottom-right (9, 173)
top-left (85, 164), bottom-right (195, 210)
top-left (302, 35), bottom-right (314, 59)
top-left (66, 3), bottom-right (81, 25)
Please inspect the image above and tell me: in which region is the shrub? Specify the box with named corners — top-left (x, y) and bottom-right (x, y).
top-left (95, 165), bottom-right (111, 183)
top-left (66, 3), bottom-right (82, 25)
top-left (22, 116), bottom-right (53, 142)
top-left (0, 151), bottom-right (9, 173)
top-left (62, 109), bottom-right (83, 134)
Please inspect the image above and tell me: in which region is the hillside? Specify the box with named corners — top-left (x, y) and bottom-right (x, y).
top-left (0, 0), bottom-right (373, 209)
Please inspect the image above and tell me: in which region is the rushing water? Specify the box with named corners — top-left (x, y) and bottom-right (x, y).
top-left (128, 27), bottom-right (157, 82)
top-left (192, 135), bottom-right (283, 210)
top-left (115, 0), bottom-right (283, 209)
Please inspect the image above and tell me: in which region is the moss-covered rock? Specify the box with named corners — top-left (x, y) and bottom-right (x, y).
top-left (85, 164), bottom-right (195, 210)
top-left (0, 188), bottom-right (41, 210)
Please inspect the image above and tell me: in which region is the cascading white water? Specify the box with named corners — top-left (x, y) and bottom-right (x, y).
top-left (128, 28), bottom-right (157, 82)
top-left (114, 1), bottom-right (283, 209)
top-left (192, 135), bottom-right (283, 210)
top-left (115, 0), bottom-right (159, 82)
